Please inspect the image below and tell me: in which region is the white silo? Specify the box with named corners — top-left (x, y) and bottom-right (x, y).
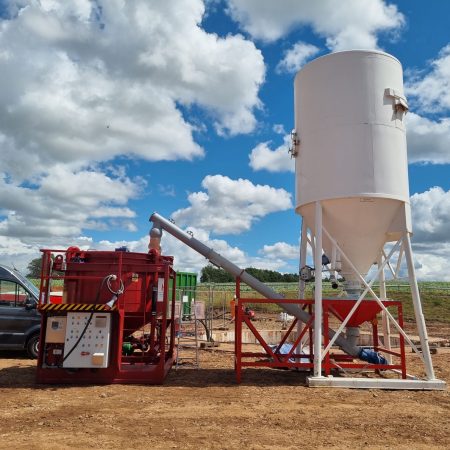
top-left (294, 50), bottom-right (410, 289)
top-left (293, 50), bottom-right (444, 389)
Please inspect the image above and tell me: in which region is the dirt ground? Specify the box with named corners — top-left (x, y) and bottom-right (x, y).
top-left (0, 322), bottom-right (449, 449)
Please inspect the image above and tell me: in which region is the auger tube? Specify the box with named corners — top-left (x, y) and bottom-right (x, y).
top-left (149, 212), bottom-right (361, 358)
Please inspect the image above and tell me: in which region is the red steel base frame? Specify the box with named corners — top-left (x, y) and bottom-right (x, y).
top-left (234, 296), bottom-right (406, 384)
top-left (36, 310), bottom-right (176, 385)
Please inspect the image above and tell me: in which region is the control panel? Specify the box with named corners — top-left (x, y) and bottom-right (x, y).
top-left (45, 316), bottom-right (67, 343)
top-left (63, 312), bottom-right (111, 368)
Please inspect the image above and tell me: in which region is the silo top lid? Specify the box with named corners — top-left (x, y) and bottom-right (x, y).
top-left (294, 49), bottom-right (401, 80)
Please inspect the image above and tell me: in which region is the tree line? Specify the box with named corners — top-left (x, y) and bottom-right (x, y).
top-left (200, 264), bottom-right (299, 283)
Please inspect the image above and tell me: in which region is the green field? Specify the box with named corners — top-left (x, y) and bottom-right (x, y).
top-left (195, 281), bottom-right (450, 323)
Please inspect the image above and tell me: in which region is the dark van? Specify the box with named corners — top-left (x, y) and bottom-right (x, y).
top-left (0, 264), bottom-right (41, 358)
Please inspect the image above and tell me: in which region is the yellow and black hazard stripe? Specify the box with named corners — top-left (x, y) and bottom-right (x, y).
top-left (39, 303), bottom-right (117, 312)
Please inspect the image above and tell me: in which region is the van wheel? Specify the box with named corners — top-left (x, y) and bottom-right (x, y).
top-left (26, 334), bottom-right (39, 359)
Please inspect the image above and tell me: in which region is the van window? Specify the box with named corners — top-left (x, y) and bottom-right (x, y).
top-left (0, 281), bottom-right (29, 307)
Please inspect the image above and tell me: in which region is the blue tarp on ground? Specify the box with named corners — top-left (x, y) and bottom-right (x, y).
top-left (269, 343), bottom-right (310, 363)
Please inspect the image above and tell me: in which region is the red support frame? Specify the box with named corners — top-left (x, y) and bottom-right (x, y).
top-left (235, 294), bottom-right (407, 383)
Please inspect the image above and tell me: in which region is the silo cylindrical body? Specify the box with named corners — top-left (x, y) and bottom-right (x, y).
top-left (294, 50), bottom-right (412, 283)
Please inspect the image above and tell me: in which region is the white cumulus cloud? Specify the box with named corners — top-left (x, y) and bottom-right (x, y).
top-left (249, 135), bottom-right (294, 173)
top-left (0, 0), bottom-right (265, 181)
top-left (406, 44), bottom-right (450, 114)
top-left (162, 227), bottom-right (285, 273)
top-left (276, 42), bottom-right (320, 74)
top-left (410, 187), bottom-right (450, 244)
top-left (0, 0), bottom-right (267, 266)
top-left (408, 187), bottom-right (450, 281)
top-left (409, 244), bottom-right (450, 281)
top-left (0, 167), bottom-right (141, 241)
top-left (226, 0), bottom-right (404, 51)
top-left (260, 242), bottom-right (299, 260)
top-left (96, 228), bottom-right (293, 274)
top-left (404, 45), bottom-right (450, 165)
top-left (406, 113), bottom-right (450, 164)
top-left (171, 175), bottom-right (292, 234)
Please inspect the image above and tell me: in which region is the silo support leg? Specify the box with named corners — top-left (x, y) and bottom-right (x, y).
top-left (378, 253), bottom-right (392, 364)
top-left (296, 221), bottom-right (308, 358)
top-left (313, 201), bottom-right (323, 378)
top-left (403, 233), bottom-right (436, 381)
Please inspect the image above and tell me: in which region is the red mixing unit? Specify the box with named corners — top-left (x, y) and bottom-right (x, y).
top-left (36, 246), bottom-right (177, 384)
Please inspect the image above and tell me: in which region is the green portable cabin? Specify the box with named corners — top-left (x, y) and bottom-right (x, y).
top-left (172, 272), bottom-right (197, 316)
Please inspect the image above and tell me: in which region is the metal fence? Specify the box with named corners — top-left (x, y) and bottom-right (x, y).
top-left (191, 282), bottom-right (450, 323)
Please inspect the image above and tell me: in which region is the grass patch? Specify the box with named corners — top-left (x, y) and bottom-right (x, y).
top-left (196, 282), bottom-right (450, 322)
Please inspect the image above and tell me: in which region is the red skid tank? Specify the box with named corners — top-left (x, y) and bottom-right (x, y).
top-left (61, 249), bottom-right (173, 334)
top-left (36, 247), bottom-right (177, 384)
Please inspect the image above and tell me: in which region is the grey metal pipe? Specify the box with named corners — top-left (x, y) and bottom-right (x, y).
top-left (149, 212), bottom-right (360, 357)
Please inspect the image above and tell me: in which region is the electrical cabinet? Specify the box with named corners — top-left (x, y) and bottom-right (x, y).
top-left (45, 316), bottom-right (67, 343)
top-left (63, 312), bottom-right (111, 368)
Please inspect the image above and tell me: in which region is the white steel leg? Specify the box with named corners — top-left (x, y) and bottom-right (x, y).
top-left (297, 220), bottom-right (308, 356)
top-left (378, 252), bottom-right (392, 363)
top-left (404, 233), bottom-right (436, 380)
top-left (313, 201), bottom-right (323, 377)
top-left (298, 220), bottom-right (307, 299)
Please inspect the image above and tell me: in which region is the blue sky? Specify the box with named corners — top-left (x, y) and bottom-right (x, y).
top-left (0, 0), bottom-right (449, 280)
